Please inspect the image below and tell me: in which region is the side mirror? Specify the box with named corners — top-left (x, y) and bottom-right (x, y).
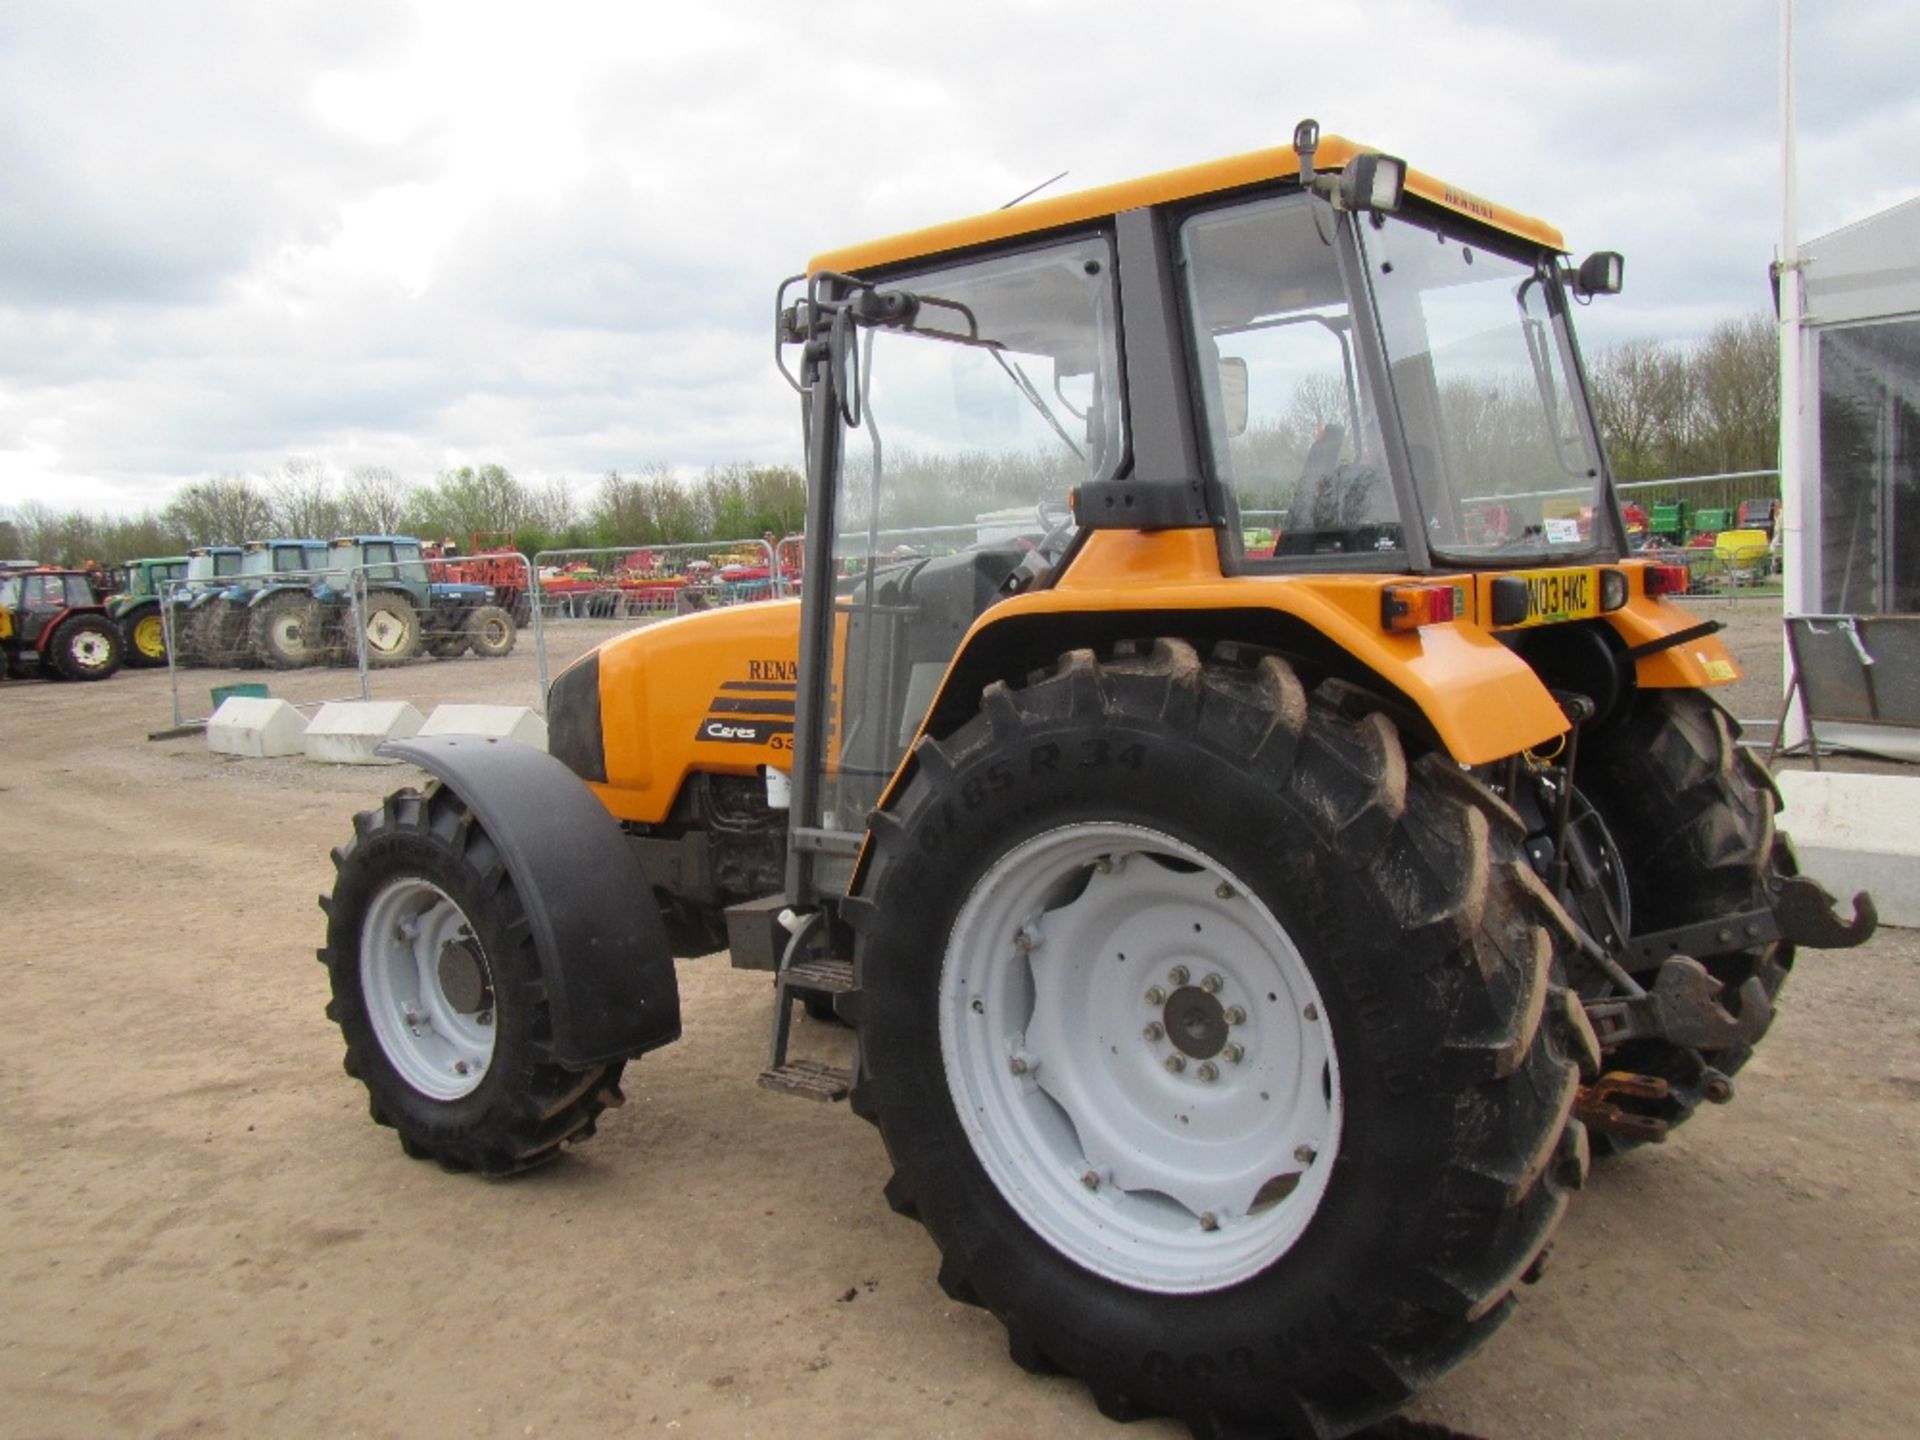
top-left (1218, 357), bottom-right (1250, 437)
top-left (1574, 251), bottom-right (1624, 297)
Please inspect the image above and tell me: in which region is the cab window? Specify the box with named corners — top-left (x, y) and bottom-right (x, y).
top-left (1180, 195), bottom-right (1399, 563)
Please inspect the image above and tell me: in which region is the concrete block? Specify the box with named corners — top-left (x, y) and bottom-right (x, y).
top-left (206, 697), bottom-right (308, 759)
top-left (418, 703), bottom-right (548, 752)
top-left (304, 701), bottom-right (424, 765)
top-left (1776, 770), bottom-right (1920, 928)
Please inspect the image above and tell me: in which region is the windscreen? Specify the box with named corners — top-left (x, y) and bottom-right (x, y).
top-left (1362, 214), bottom-right (1607, 562)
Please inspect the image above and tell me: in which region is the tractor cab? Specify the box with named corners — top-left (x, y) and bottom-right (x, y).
top-left (777, 123), bottom-right (1638, 898)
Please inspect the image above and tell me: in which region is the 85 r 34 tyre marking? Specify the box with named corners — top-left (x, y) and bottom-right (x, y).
top-left (848, 639), bottom-right (1589, 1438)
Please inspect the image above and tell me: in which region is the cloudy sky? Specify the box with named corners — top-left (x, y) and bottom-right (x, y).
top-left (1, 0), bottom-right (1913, 515)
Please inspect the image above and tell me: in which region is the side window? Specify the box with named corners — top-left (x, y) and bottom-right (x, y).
top-left (27, 575), bottom-right (65, 607)
top-left (1180, 196), bottom-right (1398, 561)
top-left (64, 576), bottom-right (94, 606)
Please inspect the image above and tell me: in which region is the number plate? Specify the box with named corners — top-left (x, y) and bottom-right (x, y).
top-left (1502, 567), bottom-right (1601, 627)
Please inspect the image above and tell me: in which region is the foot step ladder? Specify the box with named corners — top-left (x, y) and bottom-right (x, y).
top-left (756, 953), bottom-right (854, 1101)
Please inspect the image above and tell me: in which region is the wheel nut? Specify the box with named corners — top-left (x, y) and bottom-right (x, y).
top-left (1201, 973), bottom-right (1223, 994)
top-left (1197, 1062), bottom-right (1219, 1083)
top-left (1081, 1170), bottom-right (1100, 1190)
top-left (1303, 1003), bottom-right (1319, 1022)
top-left (1145, 986), bottom-right (1166, 1006)
top-left (1225, 1005), bottom-right (1247, 1025)
top-left (1294, 1145), bottom-right (1317, 1165)
top-left (1223, 1042), bottom-right (1244, 1064)
top-left (453, 1060), bottom-right (470, 1075)
top-left (1095, 857), bottom-right (1113, 874)
top-left (1215, 882), bottom-right (1234, 899)
top-left (476, 1010), bottom-right (492, 1025)
top-left (1142, 1022), bottom-right (1164, 1042)
top-left (1164, 1055), bottom-right (1186, 1074)
top-left (1009, 1057), bottom-right (1030, 1076)
top-left (1168, 965), bottom-right (1190, 986)
top-left (1013, 930), bottom-right (1033, 953)
top-left (1199, 1211), bottom-right (1219, 1232)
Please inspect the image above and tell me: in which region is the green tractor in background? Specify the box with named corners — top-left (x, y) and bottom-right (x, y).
top-left (108, 556), bottom-right (189, 667)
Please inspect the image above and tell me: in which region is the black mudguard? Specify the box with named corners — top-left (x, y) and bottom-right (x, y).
top-left (380, 733), bottom-right (680, 1068)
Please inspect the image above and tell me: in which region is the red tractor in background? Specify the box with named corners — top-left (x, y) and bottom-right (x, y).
top-left (0, 566), bottom-right (126, 681)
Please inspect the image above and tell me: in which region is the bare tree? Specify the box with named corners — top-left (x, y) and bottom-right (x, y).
top-left (269, 457), bottom-right (342, 539)
top-left (339, 465), bottom-right (415, 535)
top-left (1693, 315), bottom-right (1778, 475)
top-left (1590, 339), bottom-right (1696, 482)
top-left (162, 474), bottom-right (271, 546)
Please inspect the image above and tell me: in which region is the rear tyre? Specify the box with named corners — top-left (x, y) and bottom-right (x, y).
top-left (361, 594), bottom-right (420, 667)
top-left (254, 591), bottom-right (321, 669)
top-left (1577, 689), bottom-right (1792, 1144)
top-left (49, 615), bottom-right (124, 681)
top-left (193, 600), bottom-right (248, 667)
top-left (320, 785), bottom-right (624, 1175)
top-left (851, 641), bottom-right (1588, 1437)
top-left (465, 604), bottom-right (515, 658)
top-left (123, 606), bottom-right (169, 667)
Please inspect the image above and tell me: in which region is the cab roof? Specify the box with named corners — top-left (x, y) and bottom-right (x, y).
top-left (809, 132), bottom-right (1565, 277)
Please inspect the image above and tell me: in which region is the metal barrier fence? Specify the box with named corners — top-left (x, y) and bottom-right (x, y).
top-left (156, 551), bottom-right (537, 728)
top-left (530, 538), bottom-right (793, 701)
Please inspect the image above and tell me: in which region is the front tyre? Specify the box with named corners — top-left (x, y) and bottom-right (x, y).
top-left (852, 641), bottom-right (1588, 1438)
top-left (320, 785), bottom-right (623, 1174)
top-left (465, 604), bottom-right (516, 658)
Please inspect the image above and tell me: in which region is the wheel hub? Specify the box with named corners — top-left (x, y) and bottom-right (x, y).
top-left (360, 876), bottom-right (497, 1100)
top-left (1162, 984), bottom-right (1229, 1059)
top-left (437, 940), bottom-right (490, 1014)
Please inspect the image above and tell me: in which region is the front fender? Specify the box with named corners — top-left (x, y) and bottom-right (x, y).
top-left (379, 734), bottom-right (680, 1068)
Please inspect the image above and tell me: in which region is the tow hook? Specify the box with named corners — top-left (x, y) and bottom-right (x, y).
top-left (1773, 875), bottom-right (1877, 949)
top-left (1585, 956), bottom-right (1774, 1051)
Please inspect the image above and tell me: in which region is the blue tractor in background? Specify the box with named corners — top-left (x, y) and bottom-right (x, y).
top-left (189, 539), bottom-right (332, 668)
top-left (313, 536), bottom-right (514, 667)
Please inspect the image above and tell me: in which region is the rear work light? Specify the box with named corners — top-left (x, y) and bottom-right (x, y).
top-left (1382, 583), bottom-right (1458, 632)
top-left (1644, 563), bottom-right (1690, 598)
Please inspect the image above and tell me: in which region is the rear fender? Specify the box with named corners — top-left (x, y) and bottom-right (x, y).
top-left (378, 734), bottom-right (681, 1067)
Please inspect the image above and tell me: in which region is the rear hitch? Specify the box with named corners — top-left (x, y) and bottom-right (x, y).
top-left (1574, 1071), bottom-right (1673, 1144)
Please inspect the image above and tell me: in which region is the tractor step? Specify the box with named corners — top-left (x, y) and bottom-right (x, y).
top-left (783, 957), bottom-right (854, 995)
top-left (757, 1059), bottom-right (852, 1102)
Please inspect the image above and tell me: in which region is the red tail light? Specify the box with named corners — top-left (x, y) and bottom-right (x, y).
top-left (1644, 563), bottom-right (1690, 597)
top-left (1382, 584), bottom-right (1459, 632)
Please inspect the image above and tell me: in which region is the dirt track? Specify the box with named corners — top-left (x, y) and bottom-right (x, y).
top-left (3, 605), bottom-right (1917, 1439)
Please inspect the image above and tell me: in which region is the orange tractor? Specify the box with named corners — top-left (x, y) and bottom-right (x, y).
top-left (314, 123), bottom-right (1874, 1436)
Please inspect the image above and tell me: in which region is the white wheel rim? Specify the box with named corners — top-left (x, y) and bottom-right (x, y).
top-left (360, 877), bottom-right (497, 1100)
top-left (272, 611), bottom-right (305, 651)
top-left (366, 610), bottom-right (409, 654)
top-left (72, 632), bottom-right (113, 668)
top-left (941, 823), bottom-right (1341, 1294)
